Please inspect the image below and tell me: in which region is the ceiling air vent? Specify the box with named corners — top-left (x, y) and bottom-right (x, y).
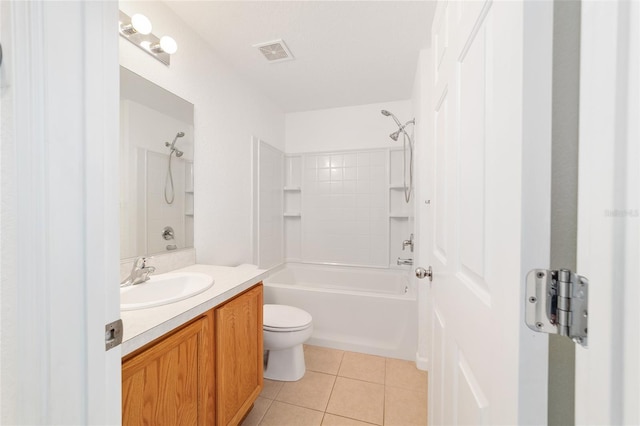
top-left (253, 39), bottom-right (295, 63)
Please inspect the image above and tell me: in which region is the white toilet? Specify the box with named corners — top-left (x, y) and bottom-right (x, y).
top-left (263, 304), bottom-right (313, 381)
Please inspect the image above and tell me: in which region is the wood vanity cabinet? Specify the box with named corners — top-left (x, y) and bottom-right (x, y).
top-left (121, 311), bottom-right (215, 426)
top-left (215, 284), bottom-right (264, 426)
top-left (121, 283), bottom-right (263, 426)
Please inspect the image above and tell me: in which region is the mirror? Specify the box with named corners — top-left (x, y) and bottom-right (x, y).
top-left (119, 67), bottom-right (194, 260)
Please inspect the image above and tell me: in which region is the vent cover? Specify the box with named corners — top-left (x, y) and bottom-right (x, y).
top-left (253, 39), bottom-right (295, 63)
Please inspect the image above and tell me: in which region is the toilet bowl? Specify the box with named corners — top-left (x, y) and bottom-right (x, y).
top-left (263, 304), bottom-right (313, 381)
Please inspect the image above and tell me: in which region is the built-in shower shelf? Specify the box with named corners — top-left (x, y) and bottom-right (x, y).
top-left (389, 213), bottom-right (410, 219)
top-left (185, 190), bottom-right (194, 194)
top-left (284, 212), bottom-right (301, 217)
top-left (185, 213), bottom-right (194, 217)
top-left (284, 187), bottom-right (301, 192)
top-left (389, 185), bottom-right (405, 190)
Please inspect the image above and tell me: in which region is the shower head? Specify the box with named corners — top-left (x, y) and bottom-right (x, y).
top-left (381, 109), bottom-right (402, 127)
top-left (383, 113), bottom-right (416, 142)
top-left (165, 131), bottom-right (186, 151)
top-left (171, 132), bottom-right (185, 147)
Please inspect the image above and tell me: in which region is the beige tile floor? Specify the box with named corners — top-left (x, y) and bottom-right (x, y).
top-left (241, 345), bottom-right (428, 426)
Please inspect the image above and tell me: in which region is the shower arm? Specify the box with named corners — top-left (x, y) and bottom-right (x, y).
top-left (391, 119), bottom-right (416, 142)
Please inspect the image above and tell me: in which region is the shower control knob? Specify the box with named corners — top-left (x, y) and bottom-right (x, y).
top-left (415, 266), bottom-right (433, 282)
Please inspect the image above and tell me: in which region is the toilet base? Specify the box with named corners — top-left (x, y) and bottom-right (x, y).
top-left (264, 344), bottom-right (306, 381)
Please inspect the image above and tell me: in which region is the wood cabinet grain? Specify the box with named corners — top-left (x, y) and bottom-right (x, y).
top-left (122, 311), bottom-right (214, 426)
top-left (215, 284), bottom-right (264, 426)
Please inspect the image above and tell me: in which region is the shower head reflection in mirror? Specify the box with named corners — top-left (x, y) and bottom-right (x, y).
top-left (381, 110), bottom-right (415, 203)
top-left (164, 131), bottom-right (185, 204)
top-left (165, 131), bottom-right (185, 157)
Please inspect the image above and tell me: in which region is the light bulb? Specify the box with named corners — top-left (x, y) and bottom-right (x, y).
top-left (159, 36), bottom-right (178, 54)
top-left (130, 14), bottom-right (152, 35)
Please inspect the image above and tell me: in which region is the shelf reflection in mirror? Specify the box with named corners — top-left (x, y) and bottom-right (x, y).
top-left (120, 66), bottom-right (194, 260)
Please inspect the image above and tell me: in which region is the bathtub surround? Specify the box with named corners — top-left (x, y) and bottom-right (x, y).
top-left (301, 149), bottom-right (388, 266)
top-left (253, 139), bottom-right (285, 269)
top-left (257, 147), bottom-right (413, 269)
top-left (280, 101), bottom-right (415, 268)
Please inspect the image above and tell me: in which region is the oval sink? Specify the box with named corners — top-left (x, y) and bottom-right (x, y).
top-left (121, 272), bottom-right (214, 311)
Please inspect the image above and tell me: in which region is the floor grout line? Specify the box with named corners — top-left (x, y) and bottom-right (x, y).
top-left (256, 397), bottom-right (273, 426)
top-left (252, 346), bottom-right (427, 426)
top-left (382, 357), bottom-right (388, 425)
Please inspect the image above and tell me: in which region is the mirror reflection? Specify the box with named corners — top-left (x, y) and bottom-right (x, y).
top-left (119, 67), bottom-right (194, 260)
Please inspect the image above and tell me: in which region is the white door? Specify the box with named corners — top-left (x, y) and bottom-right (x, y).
top-left (0, 2), bottom-right (121, 424)
top-left (575, 1), bottom-right (640, 424)
top-left (416, 1), bottom-right (553, 424)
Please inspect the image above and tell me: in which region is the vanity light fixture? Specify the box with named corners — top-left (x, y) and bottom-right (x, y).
top-left (120, 13), bottom-right (152, 35)
top-left (153, 36), bottom-right (178, 55)
top-left (119, 10), bottom-right (177, 66)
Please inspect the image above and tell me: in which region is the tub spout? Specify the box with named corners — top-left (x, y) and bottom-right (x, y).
top-left (397, 257), bottom-right (413, 266)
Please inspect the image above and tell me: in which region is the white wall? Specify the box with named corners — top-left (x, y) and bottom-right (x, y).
top-left (285, 100), bottom-right (413, 154)
top-left (119, 1), bottom-right (285, 266)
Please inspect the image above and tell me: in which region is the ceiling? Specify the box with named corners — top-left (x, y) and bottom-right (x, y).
top-left (164, 1), bottom-right (436, 112)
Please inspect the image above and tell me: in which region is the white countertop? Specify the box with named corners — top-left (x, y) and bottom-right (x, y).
top-left (121, 264), bottom-right (268, 357)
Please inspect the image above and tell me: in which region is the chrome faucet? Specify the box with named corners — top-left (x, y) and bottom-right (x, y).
top-left (402, 233), bottom-right (414, 252)
top-left (397, 257), bottom-right (413, 266)
top-left (120, 256), bottom-right (156, 287)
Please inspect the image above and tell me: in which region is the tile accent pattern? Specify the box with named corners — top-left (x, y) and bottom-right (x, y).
top-left (241, 345), bottom-right (428, 426)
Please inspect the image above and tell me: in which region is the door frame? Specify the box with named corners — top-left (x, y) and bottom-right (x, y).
top-left (575, 1), bottom-right (640, 423)
top-left (1, 1), bottom-right (120, 423)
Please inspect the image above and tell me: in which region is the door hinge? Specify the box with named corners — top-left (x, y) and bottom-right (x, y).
top-left (525, 269), bottom-right (588, 347)
top-left (105, 319), bottom-right (123, 351)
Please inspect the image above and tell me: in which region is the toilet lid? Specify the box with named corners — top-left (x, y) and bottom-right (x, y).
top-left (263, 304), bottom-right (312, 331)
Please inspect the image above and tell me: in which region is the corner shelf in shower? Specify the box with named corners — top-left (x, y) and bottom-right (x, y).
top-left (284, 154), bottom-right (303, 261)
top-left (389, 213), bottom-right (410, 219)
top-left (389, 184), bottom-right (405, 190)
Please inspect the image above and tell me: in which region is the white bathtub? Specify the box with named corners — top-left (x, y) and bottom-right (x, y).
top-left (264, 263), bottom-right (417, 360)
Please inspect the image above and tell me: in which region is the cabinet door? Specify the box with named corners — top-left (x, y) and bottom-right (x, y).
top-left (215, 284), bottom-right (264, 426)
top-left (122, 312), bottom-right (214, 426)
